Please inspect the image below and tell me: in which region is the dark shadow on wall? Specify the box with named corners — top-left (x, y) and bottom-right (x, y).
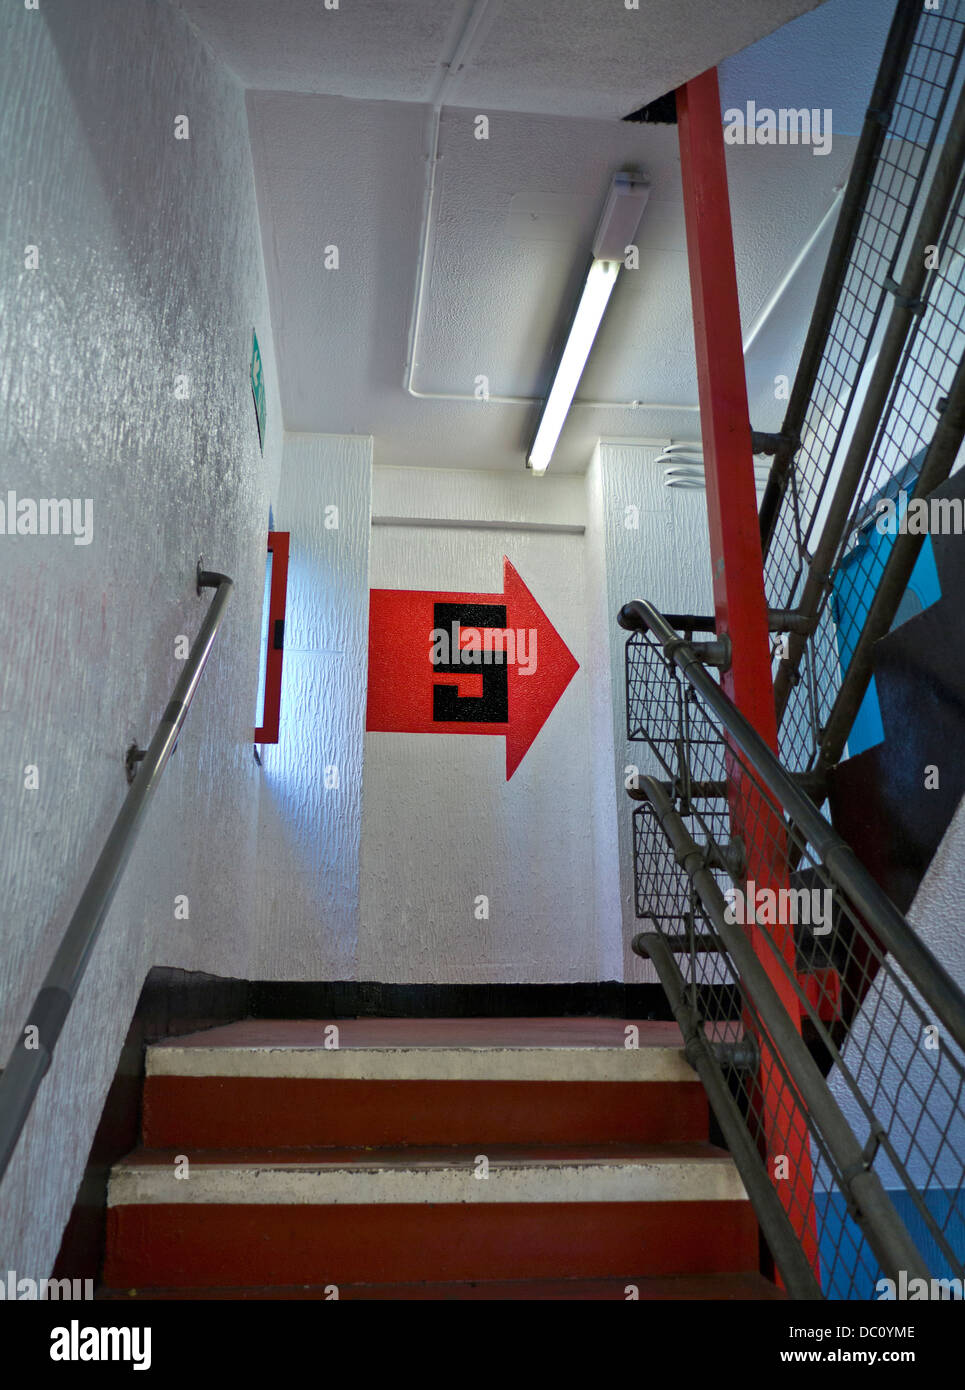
top-left (53, 966), bottom-right (249, 1288)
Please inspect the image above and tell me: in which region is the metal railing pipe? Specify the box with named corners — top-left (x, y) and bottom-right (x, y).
top-left (636, 930), bottom-right (824, 1299)
top-left (618, 599), bottom-right (965, 1057)
top-left (638, 775), bottom-right (932, 1286)
top-left (0, 567), bottom-right (233, 1184)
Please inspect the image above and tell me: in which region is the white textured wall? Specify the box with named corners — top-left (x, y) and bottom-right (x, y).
top-left (359, 465), bottom-right (620, 983)
top-left (245, 81), bottom-right (852, 476)
top-left (588, 442), bottom-right (714, 982)
top-left (358, 455), bottom-right (714, 985)
top-left (584, 454), bottom-right (626, 984)
top-left (0, 0), bottom-right (281, 1274)
top-left (255, 434), bottom-right (372, 979)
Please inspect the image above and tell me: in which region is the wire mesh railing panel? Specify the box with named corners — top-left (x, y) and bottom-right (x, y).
top-left (626, 623), bottom-right (965, 1298)
top-left (807, 177), bottom-right (965, 754)
top-left (776, 609), bottom-right (842, 770)
top-left (763, 1), bottom-right (965, 770)
top-left (633, 800), bottom-right (690, 926)
top-left (673, 896), bottom-right (886, 1299)
top-left (625, 627), bottom-right (679, 750)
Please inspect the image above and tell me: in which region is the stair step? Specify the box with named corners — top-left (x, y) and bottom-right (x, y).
top-left (105, 1198), bottom-right (758, 1288)
top-left (143, 1077), bottom-right (706, 1148)
top-left (144, 1017), bottom-right (704, 1148)
top-left (146, 1016), bottom-right (692, 1075)
top-left (104, 1143), bottom-right (755, 1287)
top-left (100, 1272), bottom-right (785, 1300)
top-left (107, 1019), bottom-right (762, 1294)
top-left (109, 1141), bottom-right (746, 1205)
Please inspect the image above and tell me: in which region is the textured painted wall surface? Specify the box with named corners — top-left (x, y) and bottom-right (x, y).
top-left (589, 442), bottom-right (714, 982)
top-left (583, 451), bottom-right (627, 984)
top-left (359, 465), bottom-right (620, 982)
top-left (0, 0), bottom-right (281, 1275)
top-left (255, 434), bottom-right (372, 980)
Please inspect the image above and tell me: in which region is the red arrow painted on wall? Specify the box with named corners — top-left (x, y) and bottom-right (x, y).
top-left (366, 557), bottom-right (579, 779)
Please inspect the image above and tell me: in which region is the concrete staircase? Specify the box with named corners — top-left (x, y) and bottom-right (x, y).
top-left (100, 1018), bottom-right (782, 1300)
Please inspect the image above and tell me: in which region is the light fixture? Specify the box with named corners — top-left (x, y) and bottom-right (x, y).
top-left (528, 173), bottom-right (650, 475)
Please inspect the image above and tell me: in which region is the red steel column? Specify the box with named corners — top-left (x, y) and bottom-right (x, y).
top-left (677, 68), bottom-right (819, 1277)
top-left (677, 69), bottom-right (775, 720)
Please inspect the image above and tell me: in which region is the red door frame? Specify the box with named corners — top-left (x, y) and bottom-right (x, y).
top-left (677, 69), bottom-right (818, 1275)
top-left (255, 530), bottom-right (290, 744)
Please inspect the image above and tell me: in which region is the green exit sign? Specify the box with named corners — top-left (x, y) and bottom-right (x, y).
top-left (250, 328), bottom-right (266, 456)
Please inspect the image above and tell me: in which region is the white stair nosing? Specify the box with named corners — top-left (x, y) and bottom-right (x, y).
top-left (108, 1156), bottom-right (748, 1208)
top-left (146, 1045), bottom-right (695, 1083)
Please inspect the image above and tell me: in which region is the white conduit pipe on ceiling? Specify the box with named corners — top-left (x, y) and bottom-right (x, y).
top-left (402, 0), bottom-right (698, 419)
top-left (402, 17), bottom-right (846, 443)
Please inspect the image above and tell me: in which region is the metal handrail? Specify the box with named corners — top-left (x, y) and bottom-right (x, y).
top-left (635, 777), bottom-right (930, 1292)
top-left (621, 599), bottom-right (965, 1292)
top-left (617, 598), bottom-right (965, 1058)
top-left (0, 565), bottom-right (233, 1183)
top-left (640, 929), bottom-right (825, 1298)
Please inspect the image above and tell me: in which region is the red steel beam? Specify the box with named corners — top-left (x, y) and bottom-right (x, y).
top-left (677, 69), bottom-right (776, 723)
top-left (677, 68), bottom-right (819, 1279)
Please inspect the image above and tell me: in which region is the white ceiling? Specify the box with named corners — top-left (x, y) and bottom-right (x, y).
top-left (247, 91), bottom-right (854, 470)
top-left (177, 0), bottom-right (896, 472)
top-left (177, 0), bottom-right (826, 118)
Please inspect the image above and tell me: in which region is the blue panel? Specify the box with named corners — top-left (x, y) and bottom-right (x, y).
top-left (815, 1189), bottom-right (964, 1299)
top-left (848, 675), bottom-right (885, 757)
top-left (832, 453), bottom-right (943, 757)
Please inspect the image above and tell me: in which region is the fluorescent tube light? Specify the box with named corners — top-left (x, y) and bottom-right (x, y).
top-left (528, 173), bottom-right (649, 475)
top-left (528, 260), bottom-right (619, 475)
